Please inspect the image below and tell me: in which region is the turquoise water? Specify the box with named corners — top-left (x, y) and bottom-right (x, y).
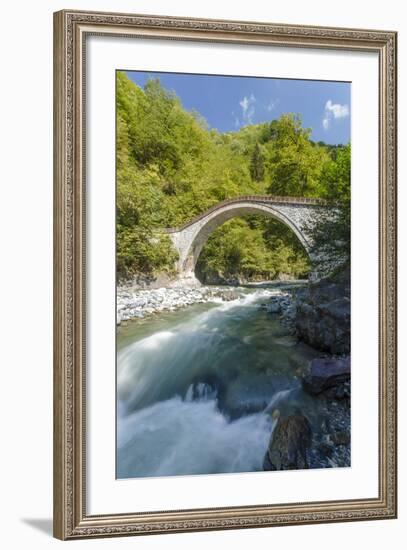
top-left (116, 288), bottom-right (324, 479)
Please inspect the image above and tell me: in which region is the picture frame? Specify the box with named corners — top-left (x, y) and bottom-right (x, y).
top-left (53, 9), bottom-right (397, 540)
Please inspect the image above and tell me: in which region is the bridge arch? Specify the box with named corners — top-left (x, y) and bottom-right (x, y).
top-left (183, 203), bottom-right (310, 274)
top-left (166, 196), bottom-right (324, 283)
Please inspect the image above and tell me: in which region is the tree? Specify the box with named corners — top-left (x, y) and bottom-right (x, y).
top-left (265, 114), bottom-right (331, 197)
top-left (307, 144), bottom-right (351, 275)
top-left (250, 142), bottom-right (265, 182)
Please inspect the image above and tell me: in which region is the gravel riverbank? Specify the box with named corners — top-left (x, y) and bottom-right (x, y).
top-left (117, 286), bottom-right (245, 324)
top-left (117, 281), bottom-right (307, 325)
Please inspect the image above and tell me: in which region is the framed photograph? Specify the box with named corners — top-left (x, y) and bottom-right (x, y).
top-left (53, 9), bottom-right (397, 540)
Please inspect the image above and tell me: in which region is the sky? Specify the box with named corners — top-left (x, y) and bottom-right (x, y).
top-left (126, 70), bottom-right (350, 145)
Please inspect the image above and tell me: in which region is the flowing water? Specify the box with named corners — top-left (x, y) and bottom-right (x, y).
top-left (117, 286), bottom-right (326, 479)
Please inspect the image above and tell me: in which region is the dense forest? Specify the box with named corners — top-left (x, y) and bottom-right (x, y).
top-left (116, 71), bottom-right (350, 283)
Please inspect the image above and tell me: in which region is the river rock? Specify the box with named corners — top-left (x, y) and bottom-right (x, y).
top-left (302, 356), bottom-right (350, 396)
top-left (116, 285), bottom-right (249, 323)
top-left (215, 289), bottom-right (240, 301)
top-left (261, 292), bottom-right (292, 315)
top-left (263, 412), bottom-right (312, 471)
top-left (267, 301), bottom-right (281, 314)
top-left (331, 429), bottom-right (351, 446)
top-left (294, 268), bottom-right (350, 354)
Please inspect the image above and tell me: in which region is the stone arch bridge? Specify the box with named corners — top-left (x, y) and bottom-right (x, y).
top-left (164, 195), bottom-right (330, 284)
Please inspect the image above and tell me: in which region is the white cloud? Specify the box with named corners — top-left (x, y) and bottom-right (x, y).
top-left (322, 99), bottom-right (349, 130)
top-left (325, 100), bottom-right (349, 119)
top-left (231, 110), bottom-right (241, 129)
top-left (239, 93), bottom-right (256, 124)
top-left (267, 98), bottom-right (279, 112)
top-left (239, 96), bottom-right (249, 113)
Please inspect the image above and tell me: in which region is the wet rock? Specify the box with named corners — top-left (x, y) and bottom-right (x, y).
top-left (320, 417), bottom-right (331, 434)
top-left (331, 430), bottom-right (350, 446)
top-left (317, 434), bottom-right (335, 458)
top-left (263, 412), bottom-right (312, 471)
top-left (215, 289), bottom-right (240, 301)
top-left (295, 268), bottom-right (350, 354)
top-left (302, 356), bottom-right (350, 396)
top-left (267, 301), bottom-right (281, 314)
top-left (325, 380), bottom-right (351, 400)
top-left (261, 292), bottom-right (294, 317)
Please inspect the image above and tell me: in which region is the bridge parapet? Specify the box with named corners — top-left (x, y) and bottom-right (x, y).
top-left (164, 195), bottom-right (327, 234)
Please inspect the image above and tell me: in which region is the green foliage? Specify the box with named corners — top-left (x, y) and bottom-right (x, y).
top-left (197, 218), bottom-right (310, 282)
top-left (320, 143), bottom-right (351, 203)
top-left (307, 144), bottom-right (351, 273)
top-left (116, 167), bottom-right (179, 278)
top-left (265, 114), bottom-right (331, 197)
top-left (116, 72), bottom-right (350, 282)
top-left (250, 142), bottom-right (265, 182)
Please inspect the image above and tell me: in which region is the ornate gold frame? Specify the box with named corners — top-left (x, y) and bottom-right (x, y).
top-left (53, 9), bottom-right (397, 540)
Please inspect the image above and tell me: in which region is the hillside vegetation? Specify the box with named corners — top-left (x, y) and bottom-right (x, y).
top-left (116, 71), bottom-right (350, 283)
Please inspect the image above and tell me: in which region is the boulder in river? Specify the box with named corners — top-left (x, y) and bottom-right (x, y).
top-left (263, 411), bottom-right (312, 471)
top-left (267, 301), bottom-right (282, 314)
top-left (302, 356), bottom-right (350, 396)
top-left (294, 268), bottom-right (350, 354)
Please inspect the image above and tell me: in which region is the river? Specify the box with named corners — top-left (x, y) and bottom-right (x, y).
top-left (117, 285), bottom-right (343, 479)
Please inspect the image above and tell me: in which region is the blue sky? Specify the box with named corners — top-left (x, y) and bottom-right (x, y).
top-left (126, 71), bottom-right (350, 145)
